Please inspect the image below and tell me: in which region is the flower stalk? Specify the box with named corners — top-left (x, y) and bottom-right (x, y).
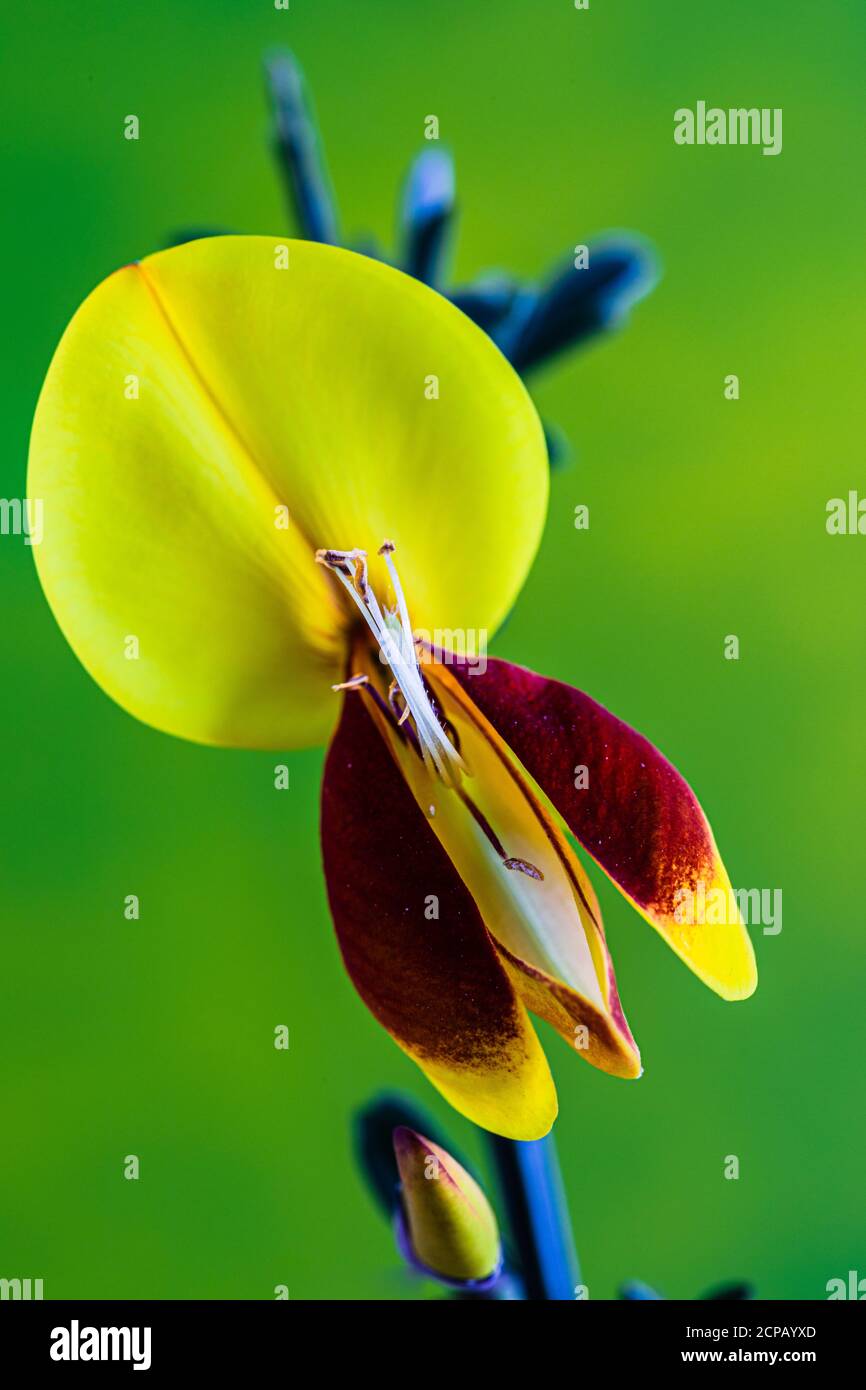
top-left (488, 1132), bottom-right (581, 1301)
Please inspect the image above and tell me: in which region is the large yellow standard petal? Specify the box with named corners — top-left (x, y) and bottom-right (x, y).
top-left (27, 237), bottom-right (548, 749)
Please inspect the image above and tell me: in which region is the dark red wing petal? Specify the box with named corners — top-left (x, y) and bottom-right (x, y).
top-left (440, 655), bottom-right (756, 1000)
top-left (320, 688), bottom-right (556, 1137)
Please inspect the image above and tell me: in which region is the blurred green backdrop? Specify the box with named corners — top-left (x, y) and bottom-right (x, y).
top-left (1, 0), bottom-right (863, 1300)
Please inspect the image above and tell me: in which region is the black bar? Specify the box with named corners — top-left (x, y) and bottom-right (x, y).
top-left (0, 1297), bottom-right (862, 1373)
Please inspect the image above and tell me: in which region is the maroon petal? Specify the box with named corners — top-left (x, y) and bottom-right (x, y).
top-left (320, 688), bottom-right (556, 1138)
top-left (436, 654), bottom-right (756, 1000)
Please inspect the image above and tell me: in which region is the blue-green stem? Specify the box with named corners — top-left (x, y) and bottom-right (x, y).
top-left (488, 1132), bottom-right (581, 1301)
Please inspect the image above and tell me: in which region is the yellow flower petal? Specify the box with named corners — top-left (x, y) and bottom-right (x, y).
top-left (29, 237), bottom-right (548, 748)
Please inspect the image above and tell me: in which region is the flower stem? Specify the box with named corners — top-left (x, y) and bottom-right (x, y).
top-left (487, 1132), bottom-right (581, 1301)
top-left (264, 50), bottom-right (340, 245)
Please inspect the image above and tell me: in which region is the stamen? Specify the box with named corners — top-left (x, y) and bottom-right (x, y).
top-left (331, 673), bottom-right (370, 693)
top-left (333, 669), bottom-right (405, 734)
top-left (441, 717), bottom-right (461, 754)
top-left (316, 542), bottom-right (466, 788)
top-left (387, 680), bottom-right (412, 726)
top-left (323, 555), bottom-right (544, 884)
top-left (379, 539), bottom-right (415, 660)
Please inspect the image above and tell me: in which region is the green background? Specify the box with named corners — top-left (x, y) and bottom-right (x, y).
top-left (1, 0), bottom-right (863, 1300)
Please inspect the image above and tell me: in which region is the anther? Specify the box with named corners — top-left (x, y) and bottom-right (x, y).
top-left (503, 857), bottom-right (544, 880)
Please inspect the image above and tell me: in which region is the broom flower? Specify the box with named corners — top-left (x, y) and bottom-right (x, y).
top-left (28, 236), bottom-right (756, 1141)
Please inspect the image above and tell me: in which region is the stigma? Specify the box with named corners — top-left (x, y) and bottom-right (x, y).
top-left (315, 541), bottom-right (466, 788)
